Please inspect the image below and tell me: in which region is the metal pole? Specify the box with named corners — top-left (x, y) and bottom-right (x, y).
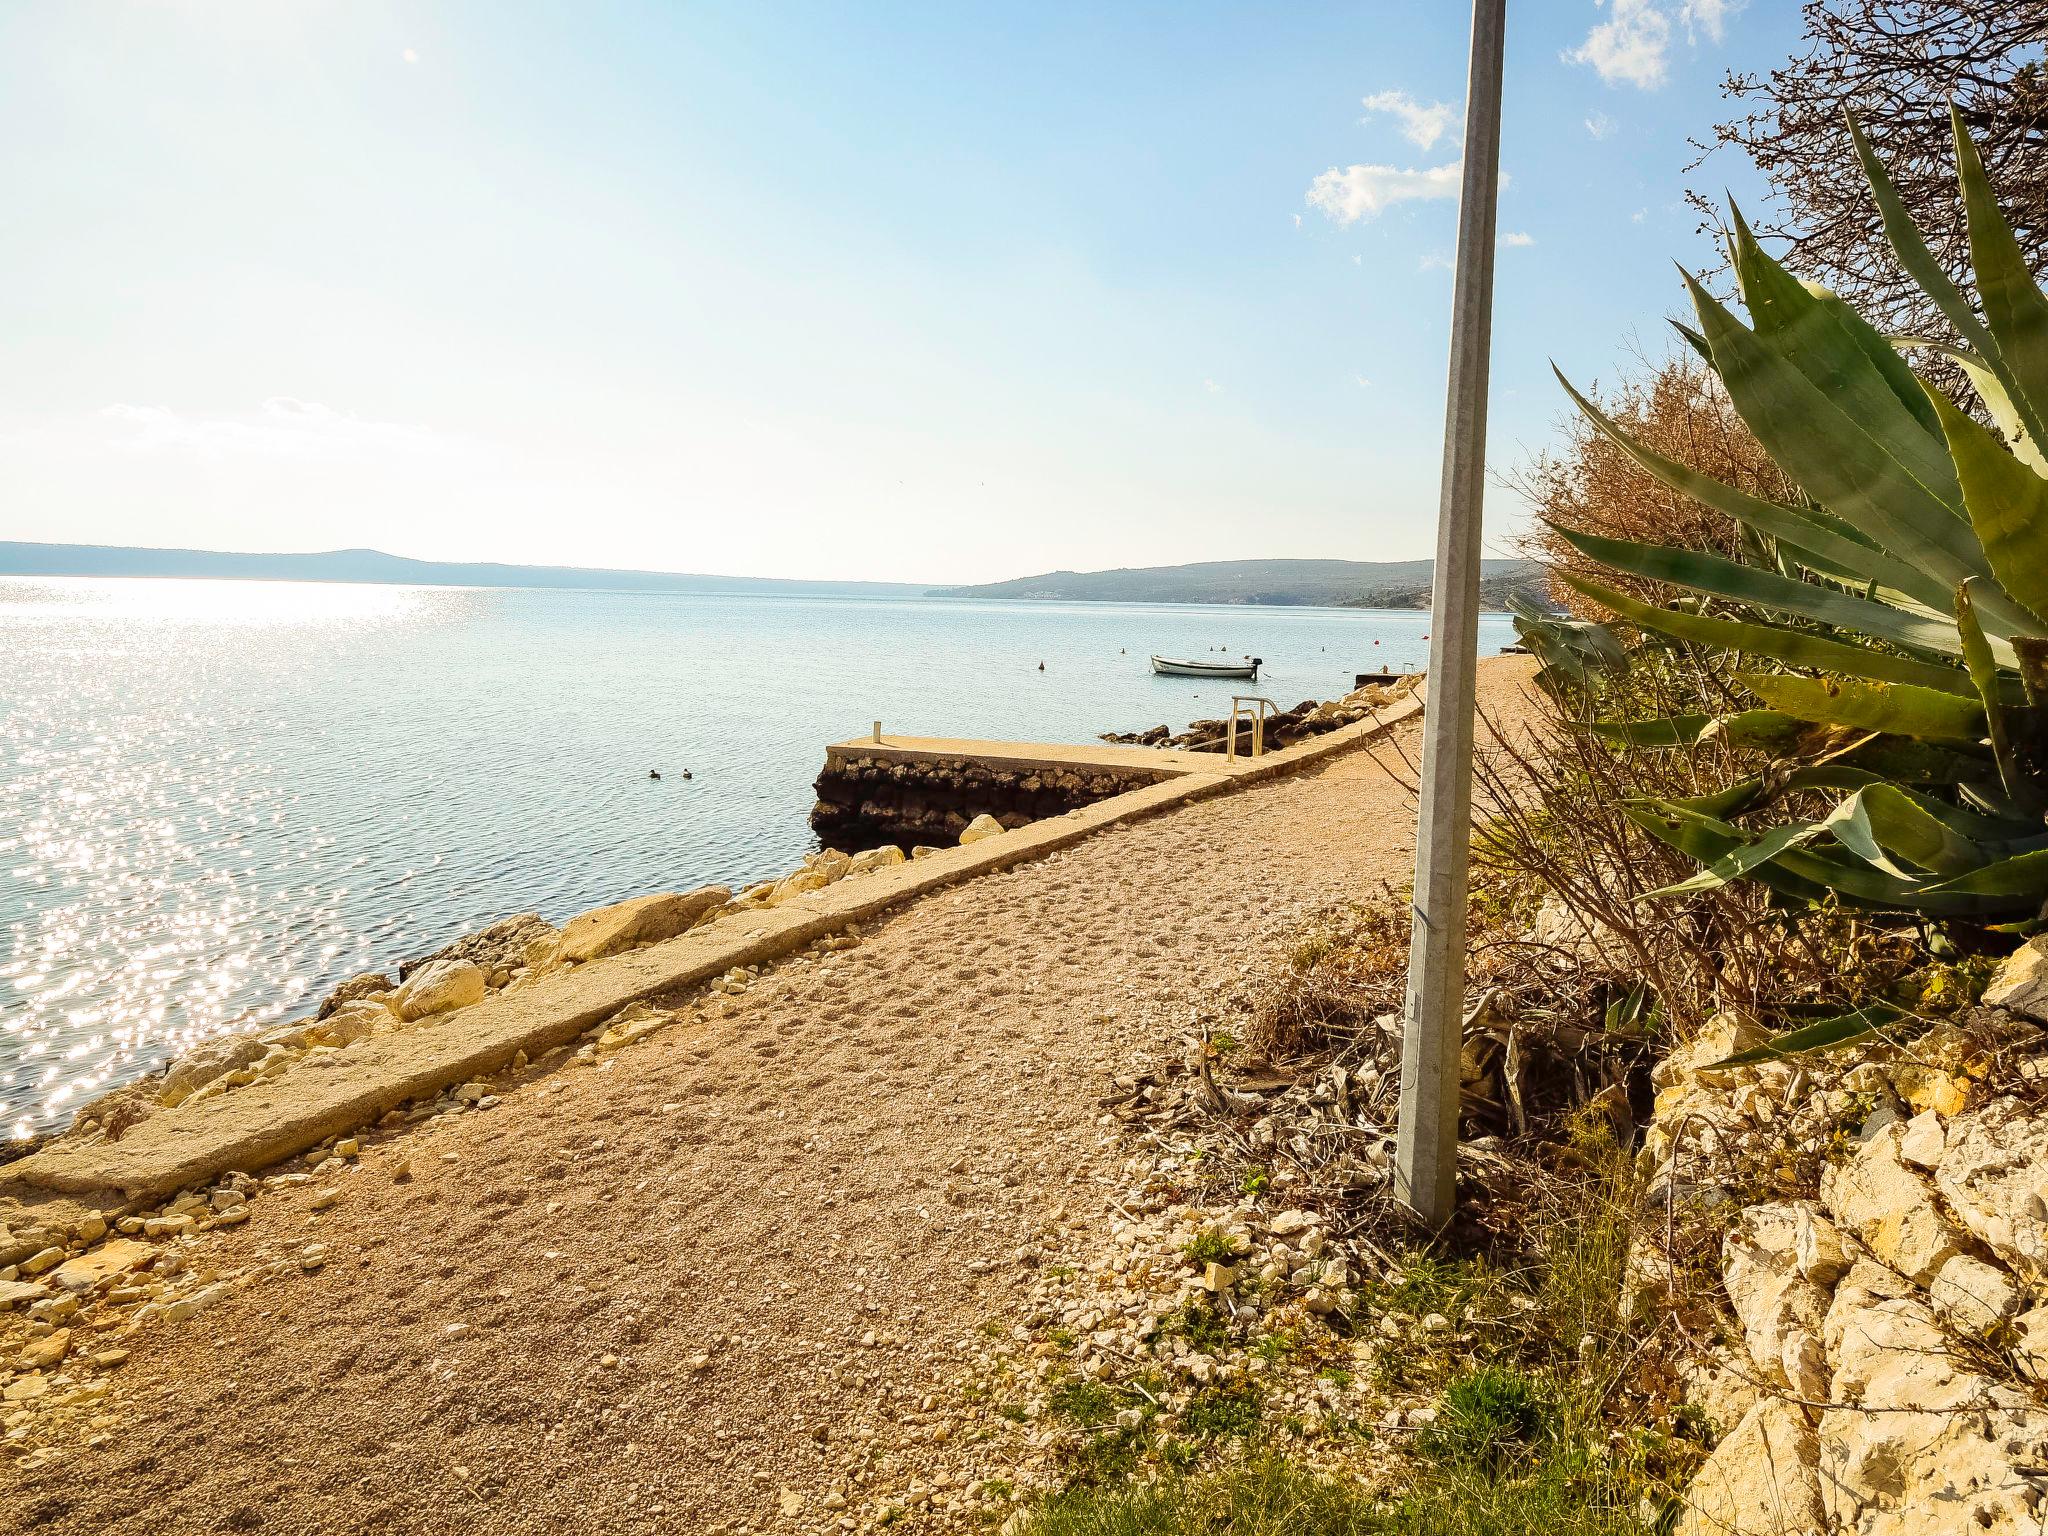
top-left (1394, 0), bottom-right (1507, 1231)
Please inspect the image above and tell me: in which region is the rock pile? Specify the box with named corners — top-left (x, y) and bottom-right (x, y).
top-left (1103, 675), bottom-right (1419, 755)
top-left (1645, 937), bottom-right (2048, 1536)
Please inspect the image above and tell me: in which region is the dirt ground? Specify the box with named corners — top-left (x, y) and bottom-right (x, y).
top-left (2, 657), bottom-right (1542, 1536)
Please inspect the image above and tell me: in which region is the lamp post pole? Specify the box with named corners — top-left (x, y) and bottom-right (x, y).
top-left (1394, 0), bottom-right (1508, 1231)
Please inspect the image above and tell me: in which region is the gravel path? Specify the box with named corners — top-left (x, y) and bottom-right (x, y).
top-left (3, 658), bottom-right (1540, 1536)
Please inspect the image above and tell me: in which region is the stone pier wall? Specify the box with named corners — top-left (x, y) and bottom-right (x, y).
top-left (811, 751), bottom-right (1171, 851)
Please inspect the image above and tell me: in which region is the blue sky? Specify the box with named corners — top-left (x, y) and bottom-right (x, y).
top-left (0, 1), bottom-right (1805, 583)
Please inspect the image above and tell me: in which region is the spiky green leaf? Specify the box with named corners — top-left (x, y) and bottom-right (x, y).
top-left (1928, 391), bottom-right (2048, 633)
top-left (1709, 1004), bottom-right (1906, 1067)
top-left (1739, 672), bottom-right (1986, 743)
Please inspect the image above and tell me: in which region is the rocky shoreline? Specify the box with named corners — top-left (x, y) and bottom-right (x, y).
top-left (1101, 673), bottom-right (1420, 755)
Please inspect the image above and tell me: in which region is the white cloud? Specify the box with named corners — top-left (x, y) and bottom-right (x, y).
top-left (1418, 251), bottom-right (1453, 272)
top-left (1566, 0), bottom-right (1673, 90)
top-left (1584, 110), bottom-right (1616, 140)
top-left (1631, 207), bottom-right (1647, 223)
top-left (100, 398), bottom-right (434, 461)
top-left (1203, 378), bottom-right (1223, 394)
top-left (1354, 375), bottom-right (1374, 389)
top-left (1306, 159), bottom-right (1462, 224)
top-left (1566, 0), bottom-right (1740, 89)
top-left (1360, 89), bottom-right (1456, 152)
top-left (1500, 231), bottom-right (1535, 247)
top-left (401, 47), bottom-right (420, 64)
top-left (1291, 212), bottom-right (1302, 228)
top-left (1680, 0), bottom-right (1740, 43)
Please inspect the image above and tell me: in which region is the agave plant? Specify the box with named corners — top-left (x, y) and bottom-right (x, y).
top-left (1543, 108), bottom-right (2048, 924)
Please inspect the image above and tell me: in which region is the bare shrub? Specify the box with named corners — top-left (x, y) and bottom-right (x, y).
top-left (1506, 347), bottom-right (1797, 618)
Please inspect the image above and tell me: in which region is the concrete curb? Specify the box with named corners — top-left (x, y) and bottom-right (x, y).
top-left (1, 696), bottom-right (1423, 1210)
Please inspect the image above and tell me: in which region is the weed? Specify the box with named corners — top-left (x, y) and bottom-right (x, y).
top-left (1179, 1385), bottom-right (1264, 1441)
top-left (1184, 1227), bottom-right (1240, 1267)
top-left (1420, 1365), bottom-right (1549, 1469)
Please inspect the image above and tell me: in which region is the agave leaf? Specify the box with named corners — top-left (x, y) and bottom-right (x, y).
top-left (1953, 109), bottom-right (2048, 450)
top-left (1894, 336), bottom-right (2048, 475)
top-left (1927, 391), bottom-right (2048, 633)
top-left (1924, 846), bottom-right (2048, 898)
top-left (1553, 368), bottom-right (1949, 609)
top-left (1709, 1003), bottom-right (1905, 1067)
top-left (1847, 115), bottom-right (2009, 391)
top-left (1589, 715), bottom-right (1709, 747)
top-left (1687, 271), bottom-right (1991, 588)
top-left (1824, 784), bottom-right (1989, 878)
top-left (1619, 803), bottom-right (1831, 903)
top-left (1730, 204), bottom-right (1951, 454)
top-left (1671, 318), bottom-right (1715, 365)
top-left (1958, 579), bottom-right (2036, 806)
top-left (1561, 573), bottom-right (1977, 696)
top-left (1739, 672), bottom-right (1986, 744)
top-left (1642, 818), bottom-right (1827, 898)
top-left (1549, 523), bottom-right (1979, 661)
top-left (1769, 843), bottom-right (2024, 916)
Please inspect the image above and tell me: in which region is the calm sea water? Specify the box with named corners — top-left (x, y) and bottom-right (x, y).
top-left (0, 577), bottom-right (1517, 1137)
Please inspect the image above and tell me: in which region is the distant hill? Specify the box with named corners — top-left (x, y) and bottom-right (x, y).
top-left (0, 541), bottom-right (928, 597)
top-left (931, 557), bottom-right (1546, 610)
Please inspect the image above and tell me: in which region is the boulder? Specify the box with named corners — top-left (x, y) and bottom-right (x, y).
top-left (1794, 1205), bottom-right (1850, 1288)
top-left (316, 970), bottom-right (393, 1019)
top-left (1984, 936), bottom-right (2048, 1021)
top-left (393, 958), bottom-right (486, 1022)
top-left (313, 999), bottom-right (390, 1047)
top-left (398, 913), bottom-right (560, 982)
top-left (1677, 1398), bottom-right (1825, 1536)
top-left (1722, 1203), bottom-right (1834, 1399)
top-left (847, 845), bottom-right (906, 875)
top-left (556, 887), bottom-right (731, 963)
top-left (1934, 1096), bottom-right (2048, 1284)
top-left (1928, 1253), bottom-right (2023, 1336)
top-left (1822, 1120), bottom-right (1967, 1284)
top-left (159, 1035), bottom-right (269, 1108)
top-left (1897, 1110), bottom-right (1945, 1170)
top-left (958, 813), bottom-right (1004, 846)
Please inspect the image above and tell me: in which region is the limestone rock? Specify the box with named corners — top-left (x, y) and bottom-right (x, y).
top-left (316, 970), bottom-right (393, 1019)
top-left (159, 1034), bottom-right (268, 1108)
top-left (958, 813), bottom-right (1004, 846)
top-left (847, 845), bottom-right (907, 875)
top-left (1822, 1120), bottom-right (1966, 1284)
top-left (48, 1239), bottom-right (152, 1294)
top-left (556, 887), bottom-right (730, 962)
top-left (0, 1279), bottom-right (51, 1311)
top-left (15, 1328), bottom-right (70, 1370)
top-left (1722, 1202), bottom-right (1833, 1398)
top-left (1934, 1096), bottom-right (2048, 1284)
top-left (1984, 936), bottom-right (2048, 1021)
top-left (1929, 1253), bottom-right (2023, 1336)
top-left (1678, 1398), bottom-right (1825, 1536)
top-left (399, 912), bottom-right (560, 981)
top-left (1897, 1110), bottom-right (1945, 1170)
top-left (1794, 1206), bottom-right (1849, 1287)
top-left (394, 958), bottom-right (487, 1022)
top-left (315, 999), bottom-right (390, 1047)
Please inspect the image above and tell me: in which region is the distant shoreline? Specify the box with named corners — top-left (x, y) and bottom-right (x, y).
top-left (3, 540), bottom-right (1544, 611)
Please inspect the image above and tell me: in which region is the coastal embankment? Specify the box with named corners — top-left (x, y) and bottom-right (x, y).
top-left (0, 662), bottom-right (1519, 1532)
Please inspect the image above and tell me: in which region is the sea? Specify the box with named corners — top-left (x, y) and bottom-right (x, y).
top-left (0, 577), bottom-right (1518, 1139)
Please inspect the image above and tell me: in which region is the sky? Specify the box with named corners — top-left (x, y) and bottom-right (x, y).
top-left (0, 0), bottom-right (1807, 584)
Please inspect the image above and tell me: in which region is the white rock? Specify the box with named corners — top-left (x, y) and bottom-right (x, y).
top-left (1793, 1206), bottom-right (1849, 1287)
top-left (1934, 1096), bottom-right (2048, 1284)
top-left (394, 959), bottom-right (486, 1022)
top-left (1928, 1253), bottom-right (2023, 1336)
top-left (1983, 936), bottom-right (2048, 1020)
top-left (1721, 1203), bottom-right (1832, 1396)
top-left (1677, 1398), bottom-right (1825, 1536)
top-left (1897, 1109), bottom-right (1946, 1170)
top-left (1822, 1120), bottom-right (1966, 1284)
top-left (958, 813), bottom-right (1005, 846)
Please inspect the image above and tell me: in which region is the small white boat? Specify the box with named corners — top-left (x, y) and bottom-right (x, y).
top-left (1151, 654), bottom-right (1261, 680)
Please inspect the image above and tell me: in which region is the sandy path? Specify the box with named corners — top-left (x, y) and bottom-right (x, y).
top-left (3, 658), bottom-right (1540, 1536)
